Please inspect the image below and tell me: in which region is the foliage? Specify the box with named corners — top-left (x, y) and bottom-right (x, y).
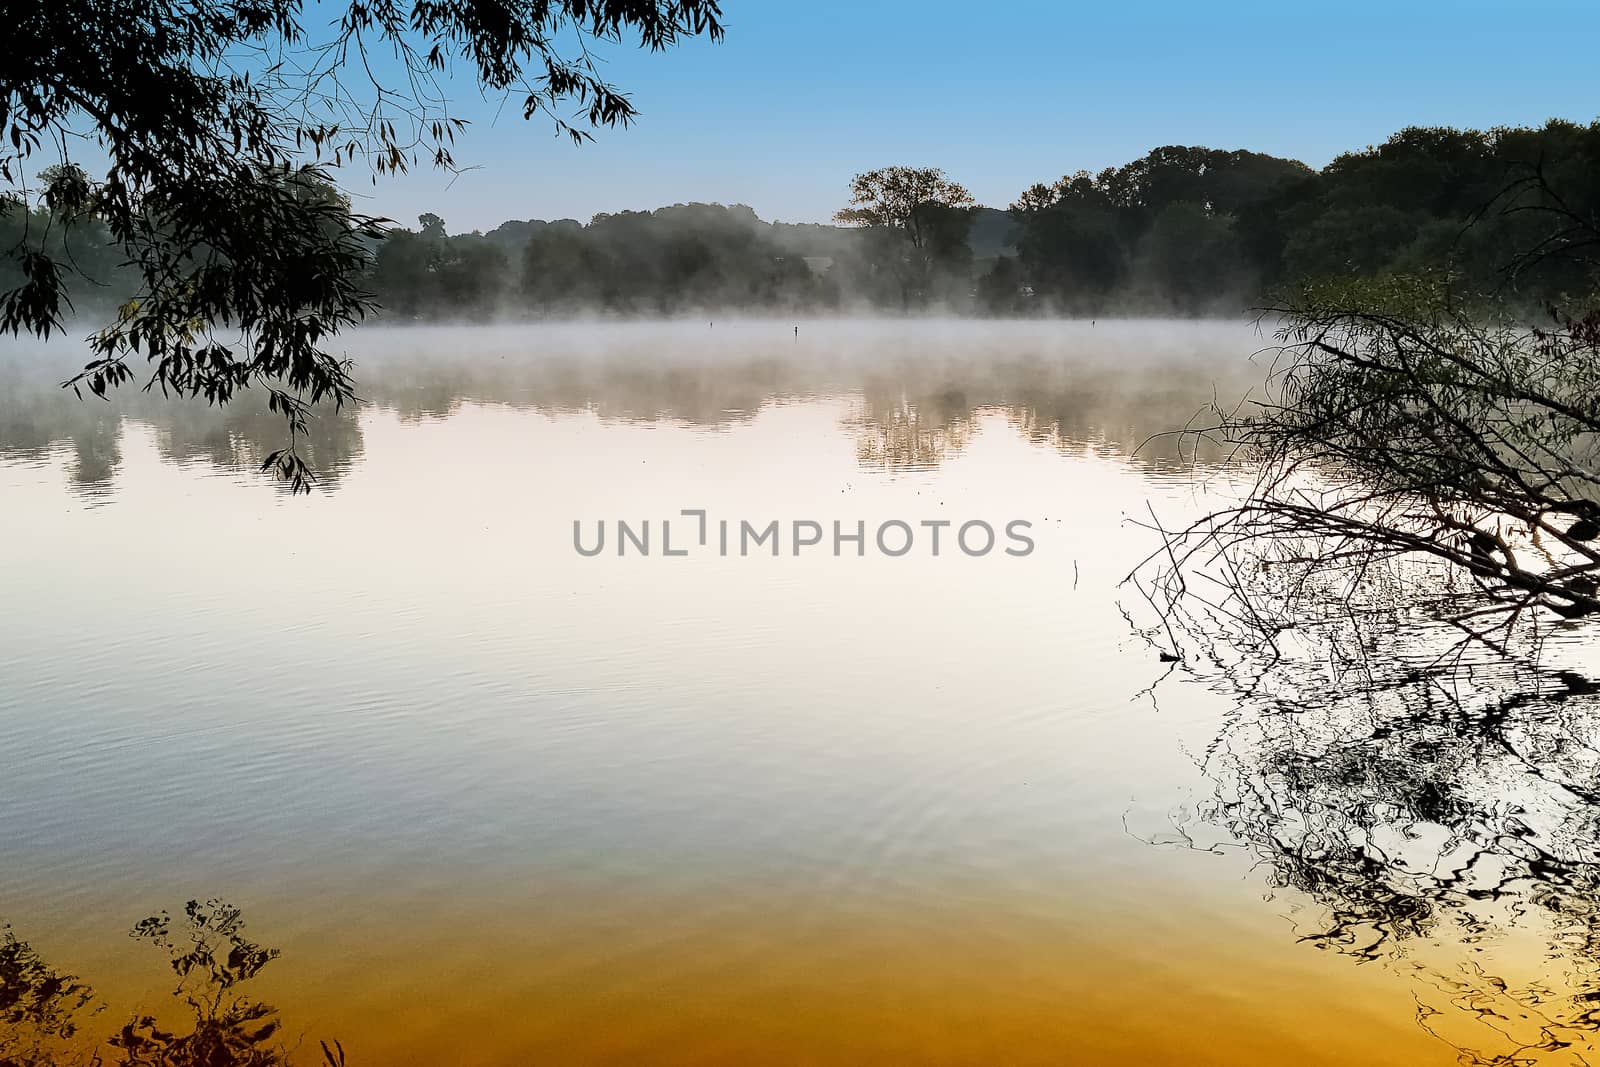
top-left (1005, 122), bottom-right (1600, 315)
top-left (19, 117), bottom-right (1600, 337)
top-left (2, 0), bottom-right (724, 489)
top-left (1007, 147), bottom-right (1310, 313)
top-left (834, 167), bottom-right (973, 241)
top-left (832, 167), bottom-right (977, 307)
top-left (1135, 276), bottom-right (1600, 670)
top-left (368, 202), bottom-right (840, 316)
top-left (18, 88), bottom-right (1600, 488)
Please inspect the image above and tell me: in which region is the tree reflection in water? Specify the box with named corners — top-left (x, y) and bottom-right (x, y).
top-left (0, 925), bottom-right (96, 1067)
top-left (1158, 638), bottom-right (1600, 1065)
top-left (0, 901), bottom-right (341, 1067)
top-left (0, 325), bottom-right (1250, 495)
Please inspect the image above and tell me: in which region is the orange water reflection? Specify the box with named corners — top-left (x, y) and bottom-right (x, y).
top-left (0, 322), bottom-right (1595, 1066)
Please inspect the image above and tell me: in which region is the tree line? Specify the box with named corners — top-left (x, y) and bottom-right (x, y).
top-left (8, 118), bottom-right (1600, 325)
top-left (1004, 120), bottom-right (1600, 315)
top-left (350, 118), bottom-right (1600, 318)
top-left (2, 0), bottom-right (728, 488)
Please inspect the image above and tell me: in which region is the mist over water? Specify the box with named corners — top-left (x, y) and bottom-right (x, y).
top-left (0, 319), bottom-right (1264, 496)
top-left (2, 320), bottom-right (1597, 1066)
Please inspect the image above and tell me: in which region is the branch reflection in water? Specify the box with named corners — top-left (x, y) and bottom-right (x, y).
top-left (1145, 621), bottom-right (1600, 1065)
top-left (0, 901), bottom-right (341, 1067)
top-left (16, 318), bottom-right (1593, 1061)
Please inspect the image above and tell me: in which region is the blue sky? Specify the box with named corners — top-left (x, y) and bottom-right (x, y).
top-left (357, 0), bottom-right (1600, 233)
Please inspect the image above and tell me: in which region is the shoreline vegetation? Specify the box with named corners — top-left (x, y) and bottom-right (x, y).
top-left (7, 120), bottom-right (1600, 324)
top-left (13, 5), bottom-right (1600, 1066)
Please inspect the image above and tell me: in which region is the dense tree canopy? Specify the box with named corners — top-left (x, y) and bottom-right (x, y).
top-left (1003, 124), bottom-right (1600, 314)
top-left (14, 98), bottom-right (1600, 494)
top-left (342, 120), bottom-right (1600, 322)
top-left (1133, 124), bottom-right (1600, 668)
top-left (2, 0), bottom-right (724, 486)
top-left (831, 166), bottom-right (977, 307)
top-left (20, 118), bottom-right (1600, 339)
top-left (833, 167), bottom-right (973, 243)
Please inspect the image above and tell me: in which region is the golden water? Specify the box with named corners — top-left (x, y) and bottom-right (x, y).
top-left (1, 322), bottom-right (1594, 1065)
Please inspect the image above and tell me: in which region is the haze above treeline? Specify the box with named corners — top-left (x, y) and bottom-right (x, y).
top-left (9, 118), bottom-right (1600, 320)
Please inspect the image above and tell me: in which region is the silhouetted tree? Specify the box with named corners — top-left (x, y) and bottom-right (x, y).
top-left (834, 167), bottom-right (976, 307)
top-left (3, 0), bottom-right (725, 488)
top-left (1135, 152), bottom-right (1600, 669)
top-left (1008, 148), bottom-right (1308, 313)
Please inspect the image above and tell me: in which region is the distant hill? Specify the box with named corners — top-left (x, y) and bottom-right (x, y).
top-left (467, 203), bottom-right (1017, 264)
top-left (481, 217), bottom-right (583, 255)
top-left (968, 207), bottom-right (1019, 259)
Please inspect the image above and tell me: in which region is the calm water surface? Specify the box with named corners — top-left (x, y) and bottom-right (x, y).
top-left (1, 321), bottom-right (1596, 1065)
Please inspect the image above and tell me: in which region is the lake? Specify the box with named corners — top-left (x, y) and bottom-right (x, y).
top-left (1, 320), bottom-right (1596, 1065)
